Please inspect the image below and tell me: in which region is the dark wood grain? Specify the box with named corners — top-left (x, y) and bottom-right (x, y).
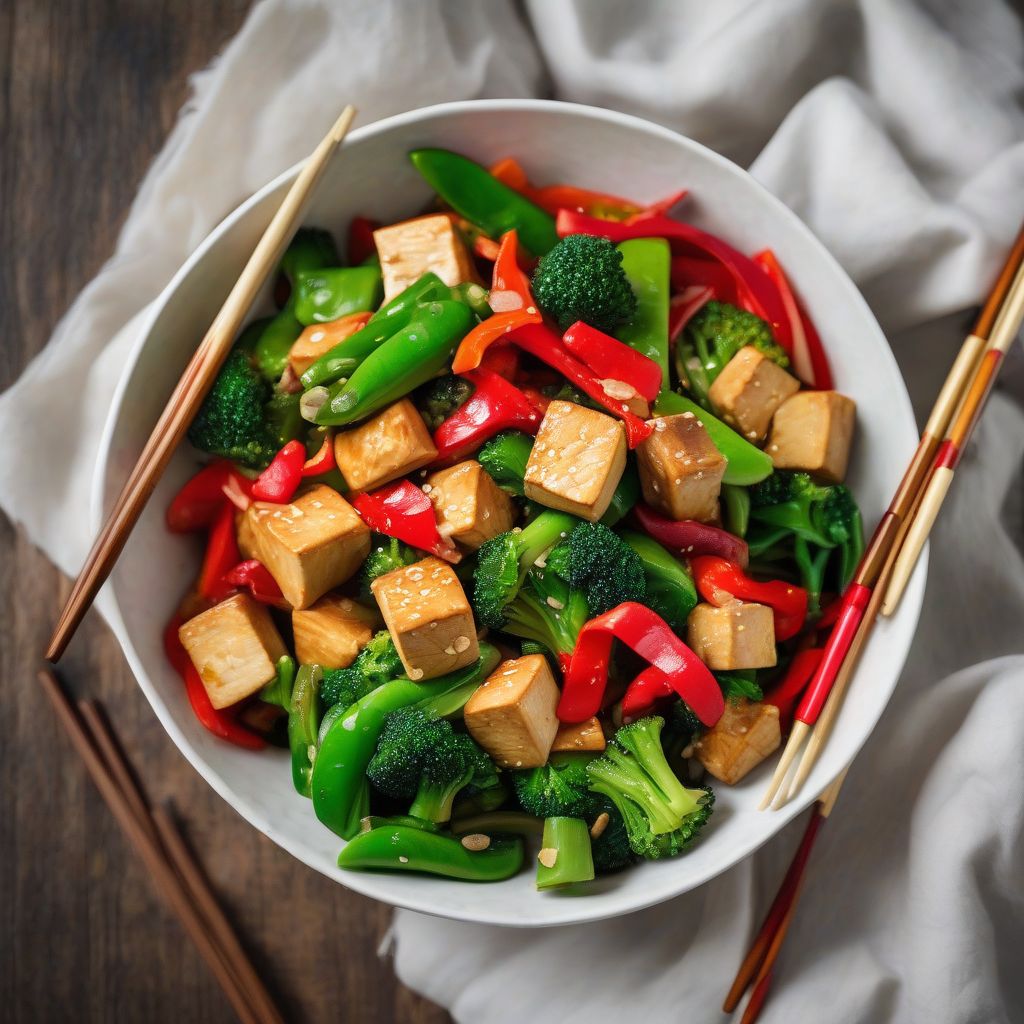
top-left (0, 4), bottom-right (449, 1022)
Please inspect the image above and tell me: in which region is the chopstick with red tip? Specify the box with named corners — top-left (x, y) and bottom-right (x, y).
top-left (758, 224), bottom-right (1024, 811)
top-left (725, 771), bottom-right (846, 1023)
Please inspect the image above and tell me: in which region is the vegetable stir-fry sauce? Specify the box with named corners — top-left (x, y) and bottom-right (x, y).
top-left (165, 149), bottom-right (863, 889)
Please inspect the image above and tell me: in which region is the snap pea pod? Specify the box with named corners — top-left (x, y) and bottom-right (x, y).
top-left (451, 281), bottom-right (493, 320)
top-left (616, 238), bottom-right (671, 383)
top-left (300, 273), bottom-right (451, 390)
top-left (409, 148), bottom-right (558, 258)
top-left (654, 390), bottom-right (773, 486)
top-left (288, 664), bottom-right (321, 797)
top-left (279, 227), bottom-right (338, 283)
top-left (721, 483), bottom-right (751, 537)
top-left (294, 266), bottom-right (383, 326)
top-left (311, 645), bottom-right (500, 839)
top-left (360, 815), bottom-right (440, 833)
top-left (312, 299), bottom-right (473, 426)
top-left (338, 825), bottom-right (524, 882)
top-left (260, 655), bottom-right (295, 710)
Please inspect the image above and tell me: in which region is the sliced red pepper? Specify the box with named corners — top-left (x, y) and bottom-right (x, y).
top-left (221, 473), bottom-right (254, 512)
top-left (351, 480), bottom-right (459, 563)
top-left (620, 665), bottom-right (675, 722)
top-left (558, 602), bottom-right (723, 726)
top-left (166, 462), bottom-right (248, 533)
top-left (432, 369), bottom-right (542, 466)
top-left (764, 648), bottom-right (824, 721)
top-left (347, 216), bottom-right (379, 266)
top-left (198, 503), bottom-right (241, 603)
top-left (691, 555), bottom-right (807, 641)
top-left (753, 250), bottom-right (833, 389)
top-left (670, 256), bottom-right (737, 300)
top-left (510, 323), bottom-right (654, 448)
top-left (478, 342), bottom-right (520, 381)
top-left (668, 286), bottom-right (715, 344)
top-left (626, 189), bottom-right (689, 223)
top-left (633, 503), bottom-right (749, 568)
top-left (489, 156), bottom-right (531, 192)
top-left (252, 440), bottom-right (306, 504)
top-left (562, 321), bottom-right (663, 402)
top-left (556, 210), bottom-right (792, 354)
top-left (222, 559), bottom-right (288, 609)
top-left (301, 432), bottom-right (336, 477)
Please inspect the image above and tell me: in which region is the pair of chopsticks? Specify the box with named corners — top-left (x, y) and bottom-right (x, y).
top-left (45, 105), bottom-right (357, 663)
top-left (759, 224), bottom-right (1024, 811)
top-left (38, 668), bottom-right (284, 1024)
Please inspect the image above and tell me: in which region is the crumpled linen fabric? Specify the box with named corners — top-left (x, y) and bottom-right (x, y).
top-left (0, 2), bottom-right (1021, 1022)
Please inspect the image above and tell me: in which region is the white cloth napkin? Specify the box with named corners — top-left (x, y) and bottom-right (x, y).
top-left (3, 2), bottom-right (1023, 1021)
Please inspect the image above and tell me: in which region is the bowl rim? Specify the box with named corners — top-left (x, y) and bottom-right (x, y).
top-left (91, 97), bottom-right (927, 927)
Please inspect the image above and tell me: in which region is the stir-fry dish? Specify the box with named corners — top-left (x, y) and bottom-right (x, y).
top-left (165, 148), bottom-right (863, 890)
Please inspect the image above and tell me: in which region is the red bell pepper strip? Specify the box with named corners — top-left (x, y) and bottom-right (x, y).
top-left (764, 648), bottom-right (824, 721)
top-left (347, 216), bottom-right (379, 266)
top-left (668, 286), bottom-right (715, 344)
top-left (620, 665), bottom-right (676, 722)
top-left (351, 480), bottom-right (459, 563)
top-left (221, 473), bottom-right (254, 512)
top-left (562, 321), bottom-right (663, 402)
top-left (510, 323), bottom-right (654, 448)
top-left (451, 230), bottom-right (542, 374)
top-left (222, 559), bottom-right (288, 609)
top-left (753, 250), bottom-right (833, 389)
top-left (626, 189), bottom-right (689, 223)
top-left (302, 432), bottom-right (336, 476)
top-left (556, 210), bottom-right (792, 354)
top-left (198, 503), bottom-right (241, 603)
top-left (166, 461), bottom-right (251, 533)
top-left (432, 369), bottom-right (542, 465)
top-left (670, 256), bottom-right (736, 299)
top-left (557, 602), bottom-right (723, 726)
top-left (478, 342), bottom-right (520, 380)
top-left (163, 612), bottom-right (265, 750)
top-left (633, 503), bottom-right (750, 568)
top-left (691, 555), bottom-right (807, 641)
top-left (252, 440), bottom-right (306, 504)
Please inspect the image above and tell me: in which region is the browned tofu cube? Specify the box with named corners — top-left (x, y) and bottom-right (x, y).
top-left (373, 213), bottom-right (479, 302)
top-left (523, 401), bottom-right (627, 522)
top-left (370, 557), bottom-right (478, 680)
top-left (550, 716), bottom-right (606, 754)
top-left (288, 312), bottom-right (370, 377)
top-left (425, 460), bottom-right (515, 550)
top-left (464, 655), bottom-right (559, 768)
top-left (637, 412), bottom-right (726, 522)
top-left (292, 594), bottom-right (379, 669)
top-left (687, 601), bottom-right (777, 670)
top-left (178, 593), bottom-right (287, 710)
top-left (240, 485), bottom-right (369, 610)
top-left (695, 699), bottom-right (782, 785)
top-left (707, 346), bottom-right (800, 443)
top-left (767, 390), bottom-right (856, 484)
top-left (334, 399), bottom-right (438, 492)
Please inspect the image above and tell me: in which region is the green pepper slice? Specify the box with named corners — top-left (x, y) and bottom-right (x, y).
top-left (289, 664), bottom-right (321, 797)
top-left (616, 238), bottom-right (671, 383)
top-left (293, 266), bottom-right (383, 326)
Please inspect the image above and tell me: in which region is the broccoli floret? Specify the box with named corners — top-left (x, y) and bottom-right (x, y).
top-left (675, 301), bottom-right (790, 408)
top-left (187, 349), bottom-right (279, 468)
top-left (415, 374), bottom-right (475, 431)
top-left (478, 431), bottom-right (534, 497)
top-left (320, 630), bottom-right (403, 709)
top-left (545, 522), bottom-right (646, 616)
top-left (498, 567), bottom-right (590, 659)
top-left (367, 707), bottom-right (498, 823)
top-left (618, 530), bottom-right (698, 633)
top-left (532, 234), bottom-right (637, 333)
top-left (359, 536), bottom-right (419, 600)
top-left (587, 716), bottom-right (714, 860)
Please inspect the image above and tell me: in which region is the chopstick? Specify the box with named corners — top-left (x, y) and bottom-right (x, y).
top-left (724, 770), bottom-right (847, 1024)
top-left (758, 224), bottom-right (1024, 810)
top-left (45, 105), bottom-right (357, 663)
top-left (37, 668), bottom-right (284, 1024)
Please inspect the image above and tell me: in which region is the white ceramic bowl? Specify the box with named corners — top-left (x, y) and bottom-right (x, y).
top-left (93, 100), bottom-right (926, 928)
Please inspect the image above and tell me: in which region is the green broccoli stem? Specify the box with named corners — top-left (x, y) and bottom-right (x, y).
top-left (536, 817), bottom-right (595, 890)
top-left (837, 507), bottom-right (865, 590)
top-left (503, 580), bottom-right (588, 658)
top-left (793, 536), bottom-right (830, 617)
top-left (518, 512), bottom-right (578, 571)
top-left (409, 768), bottom-right (474, 824)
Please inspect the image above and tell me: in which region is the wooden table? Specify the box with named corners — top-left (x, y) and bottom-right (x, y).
top-left (0, 4), bottom-right (449, 1021)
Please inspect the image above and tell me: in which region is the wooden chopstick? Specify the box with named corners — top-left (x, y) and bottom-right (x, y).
top-left (758, 223), bottom-right (1024, 810)
top-left (38, 669), bottom-right (283, 1024)
top-left (46, 105), bottom-right (357, 663)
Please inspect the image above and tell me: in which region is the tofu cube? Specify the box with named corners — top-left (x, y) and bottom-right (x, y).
top-left (334, 399), bottom-right (438, 492)
top-left (464, 655), bottom-right (559, 768)
top-left (637, 412), bottom-right (726, 522)
top-left (291, 594), bottom-right (379, 669)
top-left (523, 401), bottom-right (627, 522)
top-left (425, 460), bottom-right (515, 550)
top-left (687, 601), bottom-right (777, 670)
top-left (178, 593), bottom-right (287, 710)
top-left (240, 485), bottom-right (369, 610)
top-left (695, 699), bottom-right (782, 785)
top-left (707, 346), bottom-right (800, 443)
top-left (550, 716), bottom-right (607, 754)
top-left (373, 213), bottom-right (479, 303)
top-left (767, 390), bottom-right (856, 484)
top-left (371, 557), bottom-right (478, 680)
top-left (288, 312), bottom-right (369, 377)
